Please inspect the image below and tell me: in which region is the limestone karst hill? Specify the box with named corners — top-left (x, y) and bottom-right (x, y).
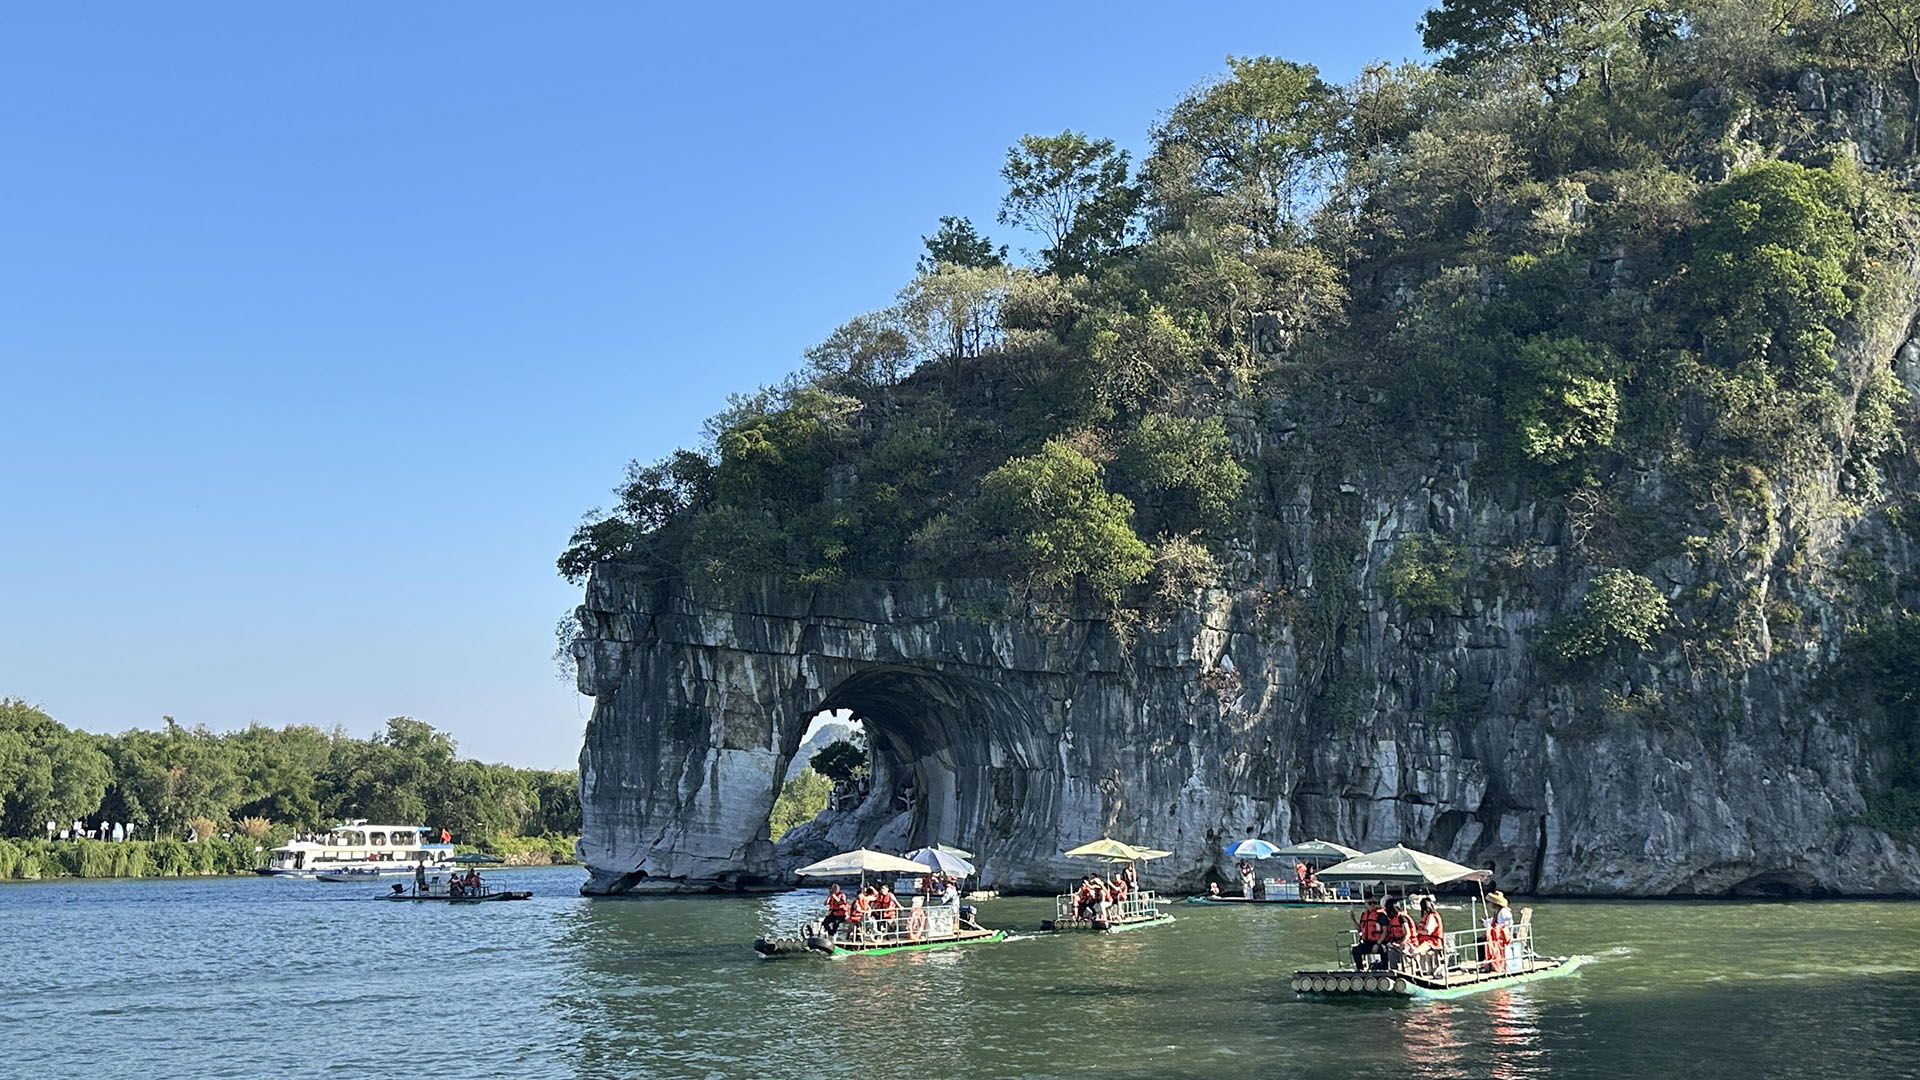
top-left (566, 7), bottom-right (1920, 896)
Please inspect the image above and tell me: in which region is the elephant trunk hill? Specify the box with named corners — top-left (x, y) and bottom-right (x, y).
top-left (565, 14), bottom-right (1920, 897)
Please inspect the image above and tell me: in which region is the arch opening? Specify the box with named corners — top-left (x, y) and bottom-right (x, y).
top-left (767, 711), bottom-right (869, 845)
top-left (763, 666), bottom-right (1057, 887)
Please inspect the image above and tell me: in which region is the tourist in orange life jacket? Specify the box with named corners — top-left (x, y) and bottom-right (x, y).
top-left (823, 884), bottom-right (850, 936)
top-left (1351, 895), bottom-right (1386, 970)
top-left (1074, 877), bottom-right (1098, 920)
top-left (1295, 860), bottom-right (1310, 891)
top-left (1110, 873), bottom-right (1129, 908)
top-left (850, 886), bottom-right (872, 938)
top-left (1120, 861), bottom-right (1138, 896)
top-left (1412, 897), bottom-right (1446, 974)
top-left (1383, 898), bottom-right (1416, 971)
top-left (874, 885), bottom-right (900, 936)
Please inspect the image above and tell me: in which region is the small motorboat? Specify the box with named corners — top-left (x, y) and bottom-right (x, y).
top-left (384, 873), bottom-right (528, 903)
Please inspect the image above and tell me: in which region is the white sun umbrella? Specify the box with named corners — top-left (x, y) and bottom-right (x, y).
top-left (902, 847), bottom-right (975, 876)
top-left (795, 848), bottom-right (932, 879)
top-left (1314, 844), bottom-right (1489, 886)
top-left (1272, 839), bottom-right (1363, 862)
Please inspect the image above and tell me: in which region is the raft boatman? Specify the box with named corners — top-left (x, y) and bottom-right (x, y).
top-left (1351, 895), bottom-right (1385, 970)
top-left (823, 884), bottom-right (851, 936)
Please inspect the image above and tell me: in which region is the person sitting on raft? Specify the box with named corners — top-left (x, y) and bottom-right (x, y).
top-left (1412, 897), bottom-right (1446, 975)
top-left (1382, 898), bottom-right (1416, 972)
top-left (1351, 896), bottom-right (1385, 970)
top-left (1074, 876), bottom-right (1099, 920)
top-left (1110, 872), bottom-right (1130, 910)
top-left (849, 886), bottom-right (872, 939)
top-left (873, 885), bottom-right (900, 938)
top-left (823, 884), bottom-right (850, 936)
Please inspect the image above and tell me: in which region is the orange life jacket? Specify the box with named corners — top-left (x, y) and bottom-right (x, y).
top-left (826, 893), bottom-right (849, 917)
top-left (1385, 912), bottom-right (1413, 943)
top-left (1417, 911), bottom-right (1444, 947)
top-left (1359, 908), bottom-right (1384, 942)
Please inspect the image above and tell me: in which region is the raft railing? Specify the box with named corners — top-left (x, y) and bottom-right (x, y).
top-left (834, 901), bottom-right (964, 946)
top-left (1053, 890), bottom-right (1163, 923)
top-left (1258, 880), bottom-right (1355, 901)
top-left (1329, 921), bottom-right (1537, 976)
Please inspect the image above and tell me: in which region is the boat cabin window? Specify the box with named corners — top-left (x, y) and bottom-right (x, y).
top-left (369, 833), bottom-right (386, 846)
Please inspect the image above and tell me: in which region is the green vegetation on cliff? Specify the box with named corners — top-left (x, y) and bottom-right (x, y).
top-left (565, 4), bottom-right (1920, 815)
top-left (0, 699), bottom-right (580, 864)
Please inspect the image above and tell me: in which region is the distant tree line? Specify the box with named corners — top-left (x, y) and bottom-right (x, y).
top-left (0, 698), bottom-right (580, 846)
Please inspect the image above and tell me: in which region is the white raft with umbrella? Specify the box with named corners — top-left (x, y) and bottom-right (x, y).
top-left (1288, 845), bottom-right (1584, 998)
top-left (752, 848), bottom-right (1004, 959)
top-left (1041, 838), bottom-right (1175, 933)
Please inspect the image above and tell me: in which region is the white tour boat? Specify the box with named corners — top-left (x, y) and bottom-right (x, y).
top-left (257, 822), bottom-right (457, 878)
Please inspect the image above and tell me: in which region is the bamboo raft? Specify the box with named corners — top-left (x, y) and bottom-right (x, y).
top-left (1291, 954), bottom-right (1584, 998)
top-left (1040, 912), bottom-right (1176, 933)
top-left (1042, 891), bottom-right (1174, 933)
top-left (754, 925), bottom-right (1004, 958)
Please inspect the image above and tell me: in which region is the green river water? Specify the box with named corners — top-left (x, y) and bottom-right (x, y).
top-left (3, 866), bottom-right (1917, 1079)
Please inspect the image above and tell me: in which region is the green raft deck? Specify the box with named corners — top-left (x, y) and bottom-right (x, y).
top-left (1291, 954), bottom-right (1584, 998)
top-left (754, 903), bottom-right (1003, 959)
top-left (828, 928), bottom-right (1006, 957)
top-left (1185, 895), bottom-right (1362, 907)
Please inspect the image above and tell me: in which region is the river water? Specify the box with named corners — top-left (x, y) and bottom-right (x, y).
top-left (3, 867), bottom-right (1917, 1079)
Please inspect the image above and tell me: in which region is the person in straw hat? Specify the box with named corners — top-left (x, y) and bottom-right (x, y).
top-left (1485, 890), bottom-right (1516, 972)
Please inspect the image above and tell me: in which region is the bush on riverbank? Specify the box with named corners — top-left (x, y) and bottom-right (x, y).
top-left (477, 832), bottom-right (579, 865)
top-left (0, 837), bottom-right (269, 880)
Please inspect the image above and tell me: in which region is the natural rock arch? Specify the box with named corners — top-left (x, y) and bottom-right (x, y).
top-left (770, 666), bottom-right (1061, 878)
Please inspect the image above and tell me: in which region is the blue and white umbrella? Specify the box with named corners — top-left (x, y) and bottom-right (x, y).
top-left (902, 846), bottom-right (976, 876)
top-left (1224, 838), bottom-right (1281, 860)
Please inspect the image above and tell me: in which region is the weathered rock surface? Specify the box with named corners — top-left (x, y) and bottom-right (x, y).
top-left (573, 442), bottom-right (1920, 897)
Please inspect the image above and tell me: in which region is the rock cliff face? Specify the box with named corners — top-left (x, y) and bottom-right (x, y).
top-left (570, 70), bottom-right (1920, 898)
top-left (574, 342), bottom-right (1920, 897)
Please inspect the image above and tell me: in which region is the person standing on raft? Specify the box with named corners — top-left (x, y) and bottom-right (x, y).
top-left (1485, 890), bottom-right (1515, 972)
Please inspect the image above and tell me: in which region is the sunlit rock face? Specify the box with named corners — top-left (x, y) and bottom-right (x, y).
top-left (572, 475), bottom-right (1920, 899)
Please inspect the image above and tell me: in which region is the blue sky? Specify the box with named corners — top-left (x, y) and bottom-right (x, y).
top-left (0, 2), bottom-right (1433, 768)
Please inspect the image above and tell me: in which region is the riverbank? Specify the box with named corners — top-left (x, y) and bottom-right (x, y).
top-left (0, 835), bottom-right (582, 881)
